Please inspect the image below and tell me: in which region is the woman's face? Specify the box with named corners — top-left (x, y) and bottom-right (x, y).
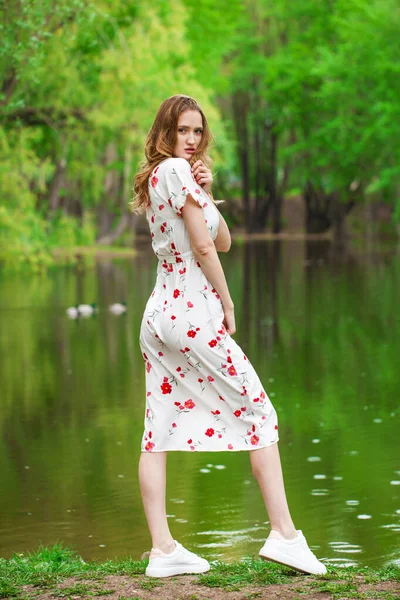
top-left (173, 109), bottom-right (203, 160)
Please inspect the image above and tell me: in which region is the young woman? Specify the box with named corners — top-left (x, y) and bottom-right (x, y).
top-left (130, 95), bottom-right (326, 578)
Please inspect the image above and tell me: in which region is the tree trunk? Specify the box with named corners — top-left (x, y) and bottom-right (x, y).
top-left (270, 129), bottom-right (281, 233)
top-left (304, 181), bottom-right (354, 237)
top-left (48, 158), bottom-right (67, 212)
top-left (232, 93), bottom-right (251, 232)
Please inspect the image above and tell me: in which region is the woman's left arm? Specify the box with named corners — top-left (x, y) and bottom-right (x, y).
top-left (192, 160), bottom-right (231, 252)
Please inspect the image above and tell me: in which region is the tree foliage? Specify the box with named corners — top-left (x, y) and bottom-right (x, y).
top-left (1, 0), bottom-right (399, 268)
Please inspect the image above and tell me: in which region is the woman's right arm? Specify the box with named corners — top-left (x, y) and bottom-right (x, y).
top-left (182, 195), bottom-right (236, 335)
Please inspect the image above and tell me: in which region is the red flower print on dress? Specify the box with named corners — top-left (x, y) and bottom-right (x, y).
top-left (160, 222), bottom-right (167, 233)
top-left (151, 214), bottom-right (155, 223)
top-left (171, 315), bottom-right (176, 320)
top-left (146, 361), bottom-right (152, 373)
top-left (253, 397), bottom-right (259, 403)
top-left (228, 444), bottom-right (233, 450)
top-left (173, 289), bottom-right (180, 299)
top-left (234, 409), bottom-right (241, 417)
top-left (145, 441), bottom-right (155, 451)
top-left (187, 323), bottom-right (200, 338)
top-left (208, 339), bottom-right (217, 348)
top-left (151, 176), bottom-right (158, 188)
top-left (184, 399), bottom-right (196, 409)
top-left (211, 409), bottom-right (220, 415)
top-left (260, 391), bottom-right (266, 399)
top-left (207, 375), bottom-right (214, 382)
top-left (187, 439), bottom-right (196, 451)
top-left (159, 204), bottom-right (164, 210)
top-left (228, 365), bottom-right (237, 376)
top-left (180, 346), bottom-right (191, 353)
top-left (160, 377), bottom-right (172, 394)
top-left (275, 424), bottom-right (278, 430)
top-left (187, 301), bottom-right (193, 308)
top-left (179, 268), bottom-right (186, 275)
top-left (205, 428), bottom-right (215, 437)
top-left (176, 366), bottom-right (185, 378)
top-left (250, 435), bottom-right (260, 446)
top-left (172, 422), bottom-right (177, 428)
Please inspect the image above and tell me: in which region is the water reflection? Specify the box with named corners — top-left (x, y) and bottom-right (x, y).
top-left (0, 239), bottom-right (399, 568)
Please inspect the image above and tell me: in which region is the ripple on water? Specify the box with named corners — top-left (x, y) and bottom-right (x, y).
top-left (324, 557), bottom-right (359, 568)
top-left (329, 541), bottom-right (363, 554)
top-left (346, 500), bottom-right (359, 506)
top-left (307, 456), bottom-right (321, 462)
top-left (357, 514), bottom-right (372, 519)
top-left (313, 474), bottom-right (327, 479)
top-left (390, 480), bottom-right (400, 485)
top-left (200, 468), bottom-right (211, 473)
top-left (311, 489), bottom-right (329, 496)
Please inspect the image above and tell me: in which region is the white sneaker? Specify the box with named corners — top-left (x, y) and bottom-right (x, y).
top-left (145, 540), bottom-right (210, 578)
top-left (259, 529), bottom-right (327, 575)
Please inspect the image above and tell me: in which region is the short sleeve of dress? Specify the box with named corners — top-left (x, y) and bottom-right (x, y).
top-left (164, 158), bottom-right (208, 217)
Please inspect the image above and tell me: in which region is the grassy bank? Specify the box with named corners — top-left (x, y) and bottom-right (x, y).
top-left (0, 544), bottom-right (399, 600)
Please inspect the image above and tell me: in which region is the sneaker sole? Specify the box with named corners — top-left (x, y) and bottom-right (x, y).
top-left (145, 563), bottom-right (210, 578)
top-left (259, 550), bottom-right (326, 576)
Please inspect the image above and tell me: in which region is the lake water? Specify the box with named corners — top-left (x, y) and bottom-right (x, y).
top-left (0, 239), bottom-right (399, 569)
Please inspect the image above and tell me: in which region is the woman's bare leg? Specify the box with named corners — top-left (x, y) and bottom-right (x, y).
top-left (138, 452), bottom-right (175, 553)
top-left (250, 442), bottom-right (297, 539)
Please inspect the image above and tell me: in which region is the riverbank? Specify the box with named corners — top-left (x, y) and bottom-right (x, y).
top-left (1, 544), bottom-right (399, 600)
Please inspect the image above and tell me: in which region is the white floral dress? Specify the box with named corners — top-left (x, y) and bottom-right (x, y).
top-left (139, 157), bottom-right (279, 452)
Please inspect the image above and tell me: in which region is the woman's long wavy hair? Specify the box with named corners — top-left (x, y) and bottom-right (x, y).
top-left (129, 95), bottom-right (215, 214)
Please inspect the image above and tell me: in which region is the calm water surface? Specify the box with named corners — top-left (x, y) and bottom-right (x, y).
top-left (0, 240), bottom-right (399, 568)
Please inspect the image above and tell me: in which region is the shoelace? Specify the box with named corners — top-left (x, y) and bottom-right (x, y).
top-left (298, 536), bottom-right (318, 560)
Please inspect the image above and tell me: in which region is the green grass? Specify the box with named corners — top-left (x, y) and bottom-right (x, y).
top-left (0, 543), bottom-right (398, 599)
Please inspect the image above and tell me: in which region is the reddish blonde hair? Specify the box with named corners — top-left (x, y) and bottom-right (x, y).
top-left (129, 95), bottom-right (214, 214)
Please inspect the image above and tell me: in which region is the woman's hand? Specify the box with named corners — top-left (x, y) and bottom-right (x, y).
top-left (222, 305), bottom-right (236, 336)
top-left (191, 160), bottom-right (213, 193)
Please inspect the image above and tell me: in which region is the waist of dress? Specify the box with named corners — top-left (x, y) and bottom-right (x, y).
top-left (156, 251), bottom-right (196, 264)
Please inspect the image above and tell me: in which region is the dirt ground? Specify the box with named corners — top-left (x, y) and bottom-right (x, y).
top-left (20, 574), bottom-right (400, 600)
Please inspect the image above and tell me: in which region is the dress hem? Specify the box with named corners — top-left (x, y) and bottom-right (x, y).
top-left (140, 437), bottom-right (279, 453)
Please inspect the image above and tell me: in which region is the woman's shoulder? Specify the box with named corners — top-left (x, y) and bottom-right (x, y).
top-left (155, 157), bottom-right (191, 176)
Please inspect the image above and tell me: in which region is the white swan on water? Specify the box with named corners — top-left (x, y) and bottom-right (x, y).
top-left (109, 302), bottom-right (127, 315)
top-left (77, 303), bottom-right (96, 316)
